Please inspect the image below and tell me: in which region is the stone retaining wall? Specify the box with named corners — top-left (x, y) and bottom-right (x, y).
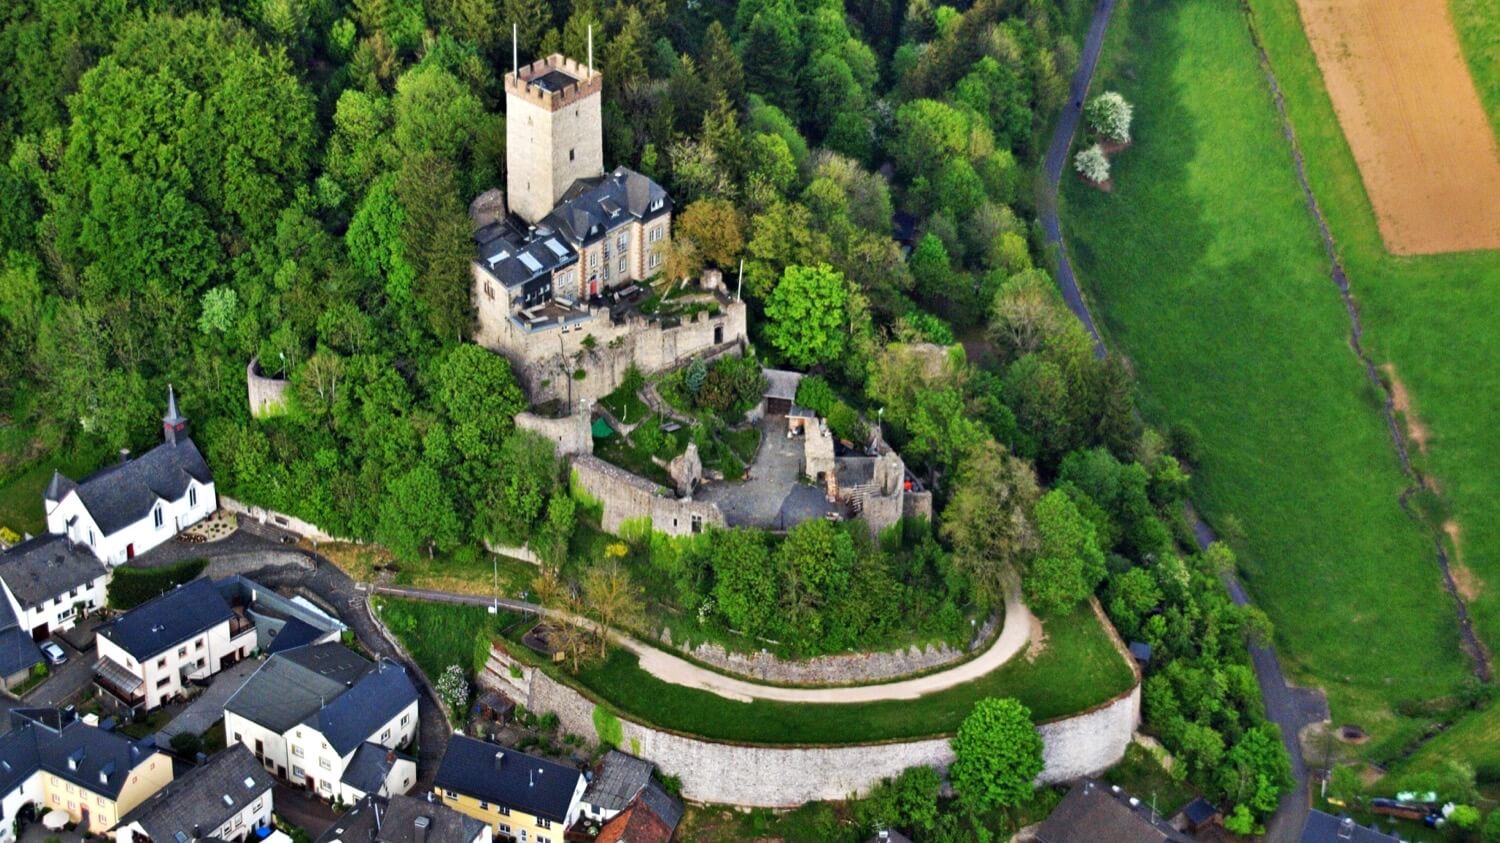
top-left (482, 644), bottom-right (1139, 807)
top-left (515, 410), bottom-right (593, 457)
top-left (672, 613), bottom-right (1000, 685)
top-left (220, 495), bottom-right (350, 543)
top-left (246, 357), bottom-right (291, 418)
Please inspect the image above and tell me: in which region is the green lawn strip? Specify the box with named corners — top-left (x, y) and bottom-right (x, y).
top-left (1244, 0), bottom-right (1500, 667)
top-left (1061, 0), bottom-right (1470, 752)
top-left (388, 549), bottom-right (537, 599)
top-left (376, 596), bottom-right (1132, 745)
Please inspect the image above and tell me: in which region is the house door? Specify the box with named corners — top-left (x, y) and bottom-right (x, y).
top-left (126, 543), bottom-right (135, 560)
top-left (305, 774), bottom-right (315, 790)
top-left (30, 623), bottom-right (48, 642)
top-left (589, 277), bottom-right (599, 297)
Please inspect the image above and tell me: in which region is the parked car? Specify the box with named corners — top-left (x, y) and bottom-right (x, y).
top-left (40, 641), bottom-right (66, 666)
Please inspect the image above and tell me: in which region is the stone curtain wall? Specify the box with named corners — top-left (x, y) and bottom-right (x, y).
top-left (484, 645), bottom-right (1140, 806)
top-left (474, 289), bottom-right (750, 404)
top-left (569, 455), bottom-right (726, 537)
top-left (515, 410), bottom-right (594, 457)
top-left (245, 357), bottom-right (290, 418)
top-left (674, 613), bottom-right (1001, 685)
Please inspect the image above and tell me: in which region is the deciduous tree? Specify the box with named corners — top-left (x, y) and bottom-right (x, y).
top-left (764, 264), bottom-right (849, 367)
top-left (949, 698), bottom-right (1043, 813)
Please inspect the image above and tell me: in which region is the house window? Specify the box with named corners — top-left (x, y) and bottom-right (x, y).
top-left (400, 714), bottom-right (409, 726)
top-left (154, 507), bottom-right (163, 529)
top-left (479, 801), bottom-right (489, 810)
top-left (178, 647), bottom-right (187, 658)
top-left (196, 639), bottom-right (204, 650)
top-left (497, 806), bottom-right (510, 816)
top-left (156, 677), bottom-right (170, 689)
top-left (319, 758), bottom-right (331, 771)
top-left (499, 824), bottom-right (511, 835)
top-left (616, 234), bottom-right (626, 250)
top-left (69, 588), bottom-right (77, 598)
top-left (485, 282), bottom-right (494, 301)
top-left (157, 657), bottom-right (166, 669)
top-left (89, 530), bottom-right (95, 547)
top-left (589, 252), bottom-right (597, 269)
top-left (381, 728), bottom-right (390, 741)
top-left (537, 819), bottom-right (552, 830)
top-left (252, 799), bottom-right (262, 811)
top-left (649, 253), bottom-right (660, 269)
top-left (189, 487), bottom-right (197, 508)
top-left (292, 766), bottom-right (304, 779)
top-left (292, 746), bottom-right (304, 758)
top-left (569, 149), bottom-right (575, 162)
top-left (618, 257), bottom-right (627, 274)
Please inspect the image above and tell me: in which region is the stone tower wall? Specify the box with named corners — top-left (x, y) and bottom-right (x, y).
top-left (504, 54), bottom-right (605, 223)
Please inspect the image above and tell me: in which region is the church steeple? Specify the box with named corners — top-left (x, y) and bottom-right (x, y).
top-left (163, 385), bottom-right (188, 446)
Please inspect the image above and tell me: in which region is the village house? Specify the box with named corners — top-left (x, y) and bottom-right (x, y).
top-left (1034, 779), bottom-right (1192, 843)
top-left (434, 736), bottom-right (586, 843)
top-left (0, 533), bottom-right (108, 643)
top-left (0, 708), bottom-right (172, 838)
top-left (316, 794), bottom-right (493, 843)
top-left (223, 642), bottom-right (418, 803)
top-left (114, 744), bottom-right (274, 843)
top-left (44, 387), bottom-right (216, 566)
top-left (94, 577), bottom-right (256, 715)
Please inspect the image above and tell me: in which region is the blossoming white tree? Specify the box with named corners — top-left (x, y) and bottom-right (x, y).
top-left (1075, 144), bottom-right (1111, 184)
top-left (1086, 91), bottom-right (1133, 143)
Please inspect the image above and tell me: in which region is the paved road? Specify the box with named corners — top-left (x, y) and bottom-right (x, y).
top-left (1038, 0), bottom-right (1317, 835)
top-left (375, 578), bottom-right (1035, 704)
top-left (1039, 0), bottom-right (1115, 360)
top-left (153, 657), bottom-right (262, 748)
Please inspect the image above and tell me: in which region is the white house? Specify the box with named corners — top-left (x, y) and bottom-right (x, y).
top-left (94, 578), bottom-right (256, 715)
top-left (0, 533), bottom-right (108, 642)
top-left (44, 387), bottom-right (216, 566)
top-left (114, 744), bottom-right (274, 843)
top-left (225, 642), bottom-right (419, 802)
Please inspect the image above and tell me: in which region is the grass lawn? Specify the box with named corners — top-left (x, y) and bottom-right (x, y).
top-left (0, 454), bottom-right (96, 538)
top-left (372, 597), bottom-right (529, 679)
top-left (1060, 0), bottom-right (1472, 758)
top-left (376, 599), bottom-right (1130, 746)
top-left (599, 382), bottom-right (651, 427)
top-left (503, 602), bottom-right (1134, 745)
top-left (1239, 0), bottom-right (1500, 768)
top-left (321, 542), bottom-right (538, 599)
top-left (1103, 743), bottom-right (1196, 818)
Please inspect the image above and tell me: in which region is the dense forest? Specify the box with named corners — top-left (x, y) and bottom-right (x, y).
top-left (0, 0), bottom-right (1291, 833)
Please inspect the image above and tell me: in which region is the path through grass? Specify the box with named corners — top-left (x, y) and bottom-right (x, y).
top-left (1060, 0), bottom-right (1472, 757)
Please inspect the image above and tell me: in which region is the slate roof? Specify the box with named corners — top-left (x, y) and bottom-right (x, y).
top-left (1035, 780), bottom-right (1192, 843)
top-left (0, 708), bottom-right (159, 802)
top-left (1182, 796), bottom-right (1219, 825)
top-left (305, 660), bottom-right (418, 757)
top-left (118, 744), bottom-right (272, 842)
top-left (637, 780), bottom-right (683, 834)
top-left (0, 533), bottom-right (107, 608)
top-left (225, 643), bottom-right (372, 735)
top-left (546, 167), bottom-right (671, 247)
top-left (1298, 810), bottom-right (1401, 843)
top-left (47, 437), bottom-right (212, 536)
top-left (340, 742), bottom-right (410, 797)
top-left (761, 369), bottom-right (802, 403)
top-left (0, 585), bottom-right (41, 678)
top-left (434, 736), bottom-right (582, 823)
top-left (266, 616), bottom-right (325, 655)
top-left (584, 750), bottom-right (655, 813)
top-left (316, 795), bottom-right (488, 843)
top-left (474, 219), bottom-right (578, 290)
top-left (98, 577), bottom-right (234, 660)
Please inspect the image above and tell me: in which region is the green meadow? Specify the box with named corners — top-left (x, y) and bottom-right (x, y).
top-left (1060, 0), bottom-right (1475, 757)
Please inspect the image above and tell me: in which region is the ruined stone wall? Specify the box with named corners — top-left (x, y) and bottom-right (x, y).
top-left (515, 409), bottom-right (594, 457)
top-left (859, 490), bottom-right (905, 538)
top-left (485, 648), bottom-right (1140, 806)
top-left (246, 357), bottom-right (290, 419)
top-left (475, 291), bottom-right (749, 404)
top-left (903, 490), bottom-right (934, 522)
top-left (570, 455), bottom-right (725, 537)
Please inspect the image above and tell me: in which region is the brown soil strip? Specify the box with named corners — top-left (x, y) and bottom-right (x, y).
top-left (1295, 0), bottom-right (1500, 254)
top-left (1383, 365), bottom-right (1430, 455)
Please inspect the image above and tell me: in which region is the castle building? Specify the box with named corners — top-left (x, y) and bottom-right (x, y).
top-left (471, 46), bottom-right (746, 405)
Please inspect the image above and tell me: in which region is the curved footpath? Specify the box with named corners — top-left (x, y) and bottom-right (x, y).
top-left (1039, 2), bottom-right (1319, 840)
top-left (376, 578), bottom-right (1035, 704)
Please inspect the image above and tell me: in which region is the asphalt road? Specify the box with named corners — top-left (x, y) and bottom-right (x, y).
top-left (1039, 0), bottom-right (1115, 360)
top-left (1039, 0), bottom-right (1321, 836)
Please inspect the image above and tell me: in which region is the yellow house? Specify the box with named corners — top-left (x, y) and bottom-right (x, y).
top-left (434, 736), bottom-right (586, 843)
top-left (0, 709), bottom-right (172, 836)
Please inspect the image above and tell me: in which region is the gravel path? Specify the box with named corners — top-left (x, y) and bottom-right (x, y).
top-left (376, 574), bottom-right (1033, 705)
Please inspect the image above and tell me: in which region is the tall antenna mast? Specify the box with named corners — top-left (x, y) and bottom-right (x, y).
top-left (588, 25), bottom-right (594, 76)
top-left (512, 23), bottom-right (518, 77)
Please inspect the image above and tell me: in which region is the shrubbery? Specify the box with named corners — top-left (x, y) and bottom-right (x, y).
top-left (107, 559), bottom-right (208, 611)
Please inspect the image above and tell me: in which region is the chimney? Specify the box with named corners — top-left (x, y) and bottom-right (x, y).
top-left (118, 448), bottom-right (130, 464)
top-left (193, 825), bottom-right (202, 841)
top-left (1337, 816), bottom-right (1354, 840)
top-left (413, 815), bottom-right (430, 843)
top-left (495, 751), bottom-right (505, 772)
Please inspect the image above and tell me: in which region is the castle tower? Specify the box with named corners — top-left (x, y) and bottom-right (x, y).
top-left (505, 47), bottom-right (605, 224)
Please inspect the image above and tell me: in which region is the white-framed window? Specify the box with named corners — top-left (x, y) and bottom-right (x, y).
top-left (649, 253), bottom-right (660, 269)
top-left (400, 714), bottom-right (409, 726)
top-left (589, 252), bottom-right (598, 269)
top-left (616, 234), bottom-right (626, 250)
top-left (189, 486), bottom-right (197, 507)
top-left (292, 765), bottom-right (304, 779)
top-left (292, 746), bottom-right (304, 758)
top-left (381, 728), bottom-right (390, 741)
top-left (319, 758), bottom-right (332, 771)
top-left (538, 819), bottom-right (552, 830)
top-left (618, 257), bottom-right (627, 273)
top-left (499, 824), bottom-right (510, 835)
top-left (154, 507), bottom-right (163, 529)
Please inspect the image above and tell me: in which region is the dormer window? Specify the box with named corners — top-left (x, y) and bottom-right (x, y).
top-left (650, 198), bottom-right (664, 212)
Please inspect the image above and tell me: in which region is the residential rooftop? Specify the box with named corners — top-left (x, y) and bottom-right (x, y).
top-left (98, 577), bottom-right (234, 660)
top-left (118, 744), bottom-right (272, 843)
top-left (0, 533), bottom-right (107, 608)
top-left (45, 436), bottom-right (212, 536)
top-left (434, 735), bottom-right (582, 824)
